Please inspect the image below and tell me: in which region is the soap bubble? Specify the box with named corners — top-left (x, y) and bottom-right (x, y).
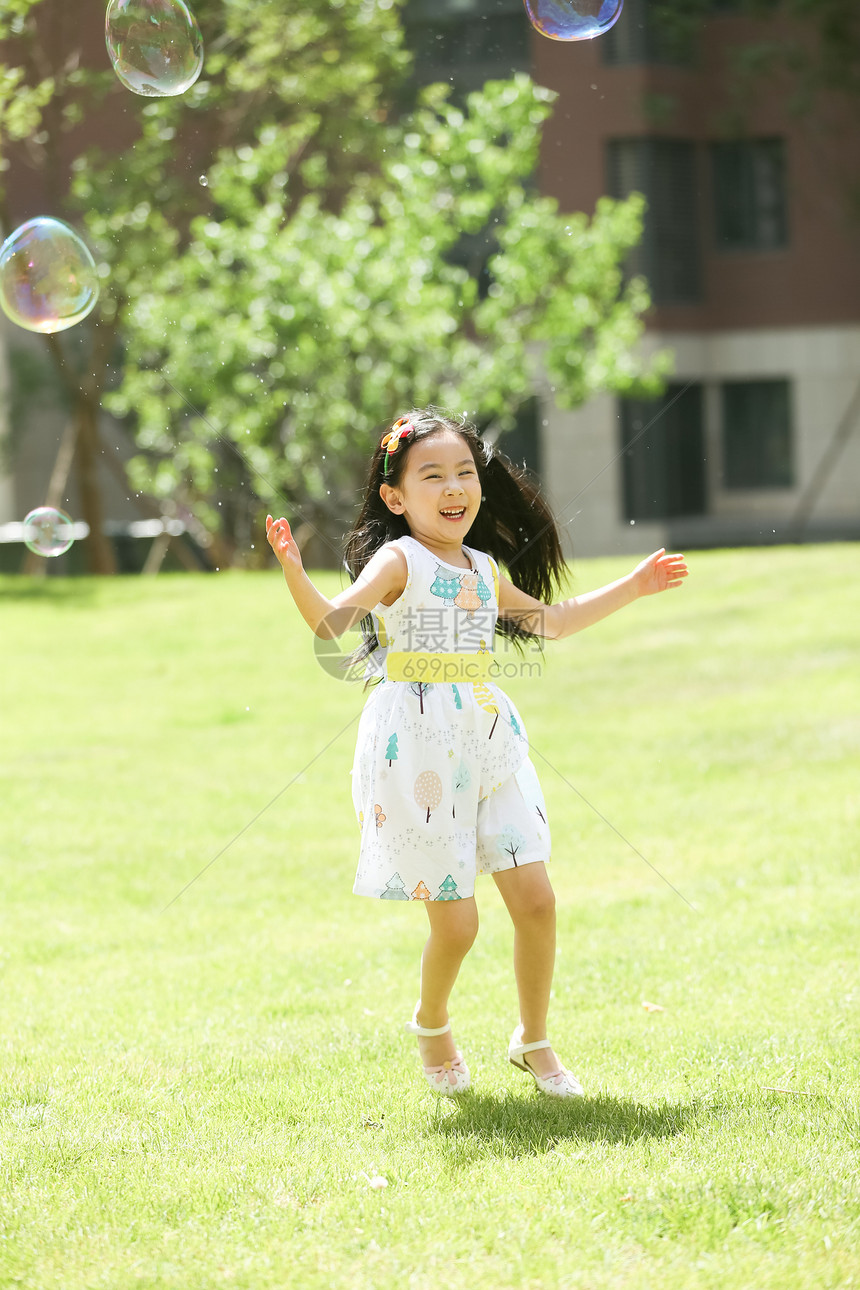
top-left (523, 0), bottom-right (623, 41)
top-left (23, 508), bottom-right (76, 558)
top-left (106, 0), bottom-right (204, 98)
top-left (0, 219), bottom-right (100, 334)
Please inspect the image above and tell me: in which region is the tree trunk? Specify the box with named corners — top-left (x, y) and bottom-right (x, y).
top-left (43, 327), bottom-right (119, 575)
top-left (75, 389), bottom-right (117, 575)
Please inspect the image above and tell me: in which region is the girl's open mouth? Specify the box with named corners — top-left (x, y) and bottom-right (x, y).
top-left (440, 508), bottom-right (466, 522)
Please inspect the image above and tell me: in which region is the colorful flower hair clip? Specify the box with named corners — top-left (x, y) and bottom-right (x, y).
top-left (381, 417), bottom-right (414, 476)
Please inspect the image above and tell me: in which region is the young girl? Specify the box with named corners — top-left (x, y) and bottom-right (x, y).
top-left (266, 408), bottom-right (688, 1099)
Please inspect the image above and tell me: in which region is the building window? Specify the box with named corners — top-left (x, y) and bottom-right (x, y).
top-left (494, 395), bottom-right (542, 480)
top-left (607, 138), bottom-right (702, 304)
top-left (602, 0), bottom-right (696, 66)
top-left (620, 383), bottom-right (707, 520)
top-left (402, 0), bottom-right (530, 93)
top-left (711, 139), bottom-right (788, 250)
top-left (721, 380), bottom-right (793, 488)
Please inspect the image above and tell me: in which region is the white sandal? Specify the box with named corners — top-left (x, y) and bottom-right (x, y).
top-left (404, 1006), bottom-right (471, 1095)
top-left (508, 1024), bottom-right (584, 1099)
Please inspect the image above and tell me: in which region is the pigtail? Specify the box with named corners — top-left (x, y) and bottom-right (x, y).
top-left (468, 446), bottom-right (567, 607)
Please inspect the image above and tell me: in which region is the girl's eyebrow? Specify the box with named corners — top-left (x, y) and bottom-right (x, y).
top-left (417, 459), bottom-right (474, 472)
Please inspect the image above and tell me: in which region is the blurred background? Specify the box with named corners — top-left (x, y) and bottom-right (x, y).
top-left (1, 0), bottom-right (858, 575)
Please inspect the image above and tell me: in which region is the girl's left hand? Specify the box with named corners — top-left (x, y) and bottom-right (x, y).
top-left (633, 549), bottom-right (689, 596)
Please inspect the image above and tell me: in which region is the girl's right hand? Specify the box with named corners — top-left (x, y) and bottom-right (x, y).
top-left (266, 514), bottom-right (303, 574)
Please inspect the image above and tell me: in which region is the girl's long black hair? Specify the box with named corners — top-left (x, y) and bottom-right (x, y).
top-left (342, 407), bottom-right (568, 685)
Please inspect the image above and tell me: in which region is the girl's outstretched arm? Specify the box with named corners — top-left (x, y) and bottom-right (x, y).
top-left (265, 515), bottom-right (406, 638)
top-left (497, 549), bottom-right (688, 640)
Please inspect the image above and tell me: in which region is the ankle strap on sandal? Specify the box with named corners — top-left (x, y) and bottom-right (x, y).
top-left (509, 1036), bottom-right (551, 1057)
top-left (405, 1015), bottom-right (452, 1038)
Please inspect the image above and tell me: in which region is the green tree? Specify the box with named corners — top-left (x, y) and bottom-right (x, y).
top-left (111, 74), bottom-right (668, 564)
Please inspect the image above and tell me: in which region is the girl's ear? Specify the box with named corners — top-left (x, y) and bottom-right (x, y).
top-left (379, 483), bottom-right (404, 514)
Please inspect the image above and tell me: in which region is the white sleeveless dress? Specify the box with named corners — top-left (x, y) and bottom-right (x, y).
top-left (350, 535), bottom-right (550, 901)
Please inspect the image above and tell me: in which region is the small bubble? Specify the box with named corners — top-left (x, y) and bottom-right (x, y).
top-left (22, 507), bottom-right (75, 557)
top-left (630, 520), bottom-right (636, 526)
top-left (199, 175), bottom-right (208, 187)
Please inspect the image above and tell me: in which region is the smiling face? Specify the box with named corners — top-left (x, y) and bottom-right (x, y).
top-left (379, 429), bottom-right (483, 560)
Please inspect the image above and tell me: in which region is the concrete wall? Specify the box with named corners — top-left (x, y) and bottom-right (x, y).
top-left (541, 324), bottom-right (860, 558)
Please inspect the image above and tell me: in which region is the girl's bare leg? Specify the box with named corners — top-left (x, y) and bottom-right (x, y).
top-left (492, 863), bottom-right (562, 1078)
top-left (414, 895), bottom-right (479, 1067)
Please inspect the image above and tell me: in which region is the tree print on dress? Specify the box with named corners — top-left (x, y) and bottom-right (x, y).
top-left (412, 880), bottom-right (431, 901)
top-left (385, 731), bottom-right (398, 765)
top-left (475, 574), bottom-right (492, 608)
top-left (430, 565), bottom-right (462, 604)
top-left (454, 571), bottom-right (482, 616)
top-left (497, 824), bottom-right (528, 867)
top-left (451, 759), bottom-right (471, 818)
top-left (436, 874), bottom-right (462, 901)
top-left (414, 770), bottom-right (443, 822)
top-left (380, 872), bottom-right (410, 900)
top-left (451, 683), bottom-right (462, 710)
top-left (409, 681), bottom-right (431, 715)
top-left (472, 679), bottom-right (499, 738)
top-left (374, 803), bottom-right (386, 829)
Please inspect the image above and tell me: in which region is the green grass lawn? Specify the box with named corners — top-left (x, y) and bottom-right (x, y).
top-left (1, 543), bottom-right (859, 1289)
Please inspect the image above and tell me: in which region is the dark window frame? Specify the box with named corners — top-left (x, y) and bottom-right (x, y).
top-left (602, 0), bottom-right (697, 67)
top-left (720, 379), bottom-right (794, 489)
top-left (402, 0), bottom-right (530, 90)
top-left (607, 137), bottom-right (703, 305)
top-left (619, 382), bottom-right (708, 521)
top-left (710, 138), bottom-right (789, 252)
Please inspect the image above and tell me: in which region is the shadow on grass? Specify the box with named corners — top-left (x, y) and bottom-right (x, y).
top-left (428, 1090), bottom-right (700, 1156)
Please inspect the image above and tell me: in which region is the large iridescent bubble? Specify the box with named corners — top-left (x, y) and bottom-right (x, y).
top-left (23, 508), bottom-right (76, 558)
top-left (106, 0), bottom-right (204, 97)
top-left (0, 218), bottom-right (100, 334)
top-left (523, 0), bottom-right (624, 41)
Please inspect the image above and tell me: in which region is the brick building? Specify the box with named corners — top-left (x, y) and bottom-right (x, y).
top-left (408, 0), bottom-right (860, 556)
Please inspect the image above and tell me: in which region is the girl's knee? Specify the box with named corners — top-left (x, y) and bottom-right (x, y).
top-left (520, 886), bottom-right (556, 921)
top-left (427, 900), bottom-right (479, 954)
top-left (501, 868), bottom-right (556, 922)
